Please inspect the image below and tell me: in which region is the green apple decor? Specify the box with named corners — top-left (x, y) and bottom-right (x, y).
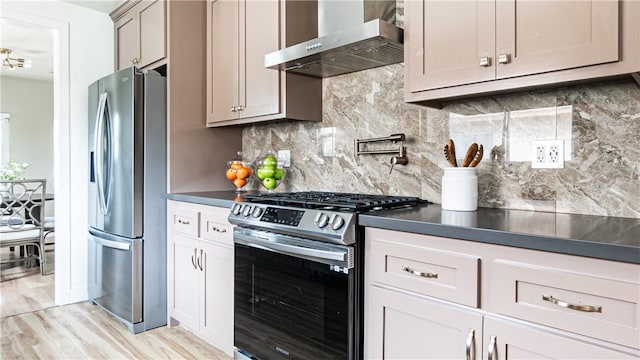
top-left (255, 151), bottom-right (286, 191)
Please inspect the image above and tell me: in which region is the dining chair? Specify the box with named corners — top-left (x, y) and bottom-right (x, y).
top-left (0, 179), bottom-right (48, 275)
top-left (43, 215), bottom-right (55, 259)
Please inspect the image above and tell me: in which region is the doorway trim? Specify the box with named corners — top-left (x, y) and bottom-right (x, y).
top-left (1, 8), bottom-right (71, 304)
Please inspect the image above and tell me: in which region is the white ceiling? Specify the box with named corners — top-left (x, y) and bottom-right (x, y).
top-left (0, 1), bottom-right (123, 82)
top-left (0, 19), bottom-right (54, 81)
top-left (62, 0), bottom-right (126, 14)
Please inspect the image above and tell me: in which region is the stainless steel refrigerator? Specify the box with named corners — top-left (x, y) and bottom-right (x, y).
top-left (87, 67), bottom-right (167, 333)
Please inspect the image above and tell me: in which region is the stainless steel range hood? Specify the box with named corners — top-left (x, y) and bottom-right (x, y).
top-left (264, 0), bottom-right (403, 78)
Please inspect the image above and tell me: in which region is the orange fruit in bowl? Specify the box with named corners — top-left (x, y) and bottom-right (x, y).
top-left (230, 162), bottom-right (243, 170)
top-left (236, 166), bottom-right (252, 180)
top-left (233, 178), bottom-right (247, 188)
top-left (226, 168), bottom-right (237, 180)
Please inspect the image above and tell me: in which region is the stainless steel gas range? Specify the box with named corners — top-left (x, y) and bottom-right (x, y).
top-left (228, 192), bottom-right (424, 360)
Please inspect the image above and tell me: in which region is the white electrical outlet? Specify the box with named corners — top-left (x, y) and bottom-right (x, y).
top-left (531, 140), bottom-right (564, 169)
top-left (277, 150), bottom-right (291, 168)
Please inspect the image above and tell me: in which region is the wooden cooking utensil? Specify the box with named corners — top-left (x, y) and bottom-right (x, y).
top-left (470, 144), bottom-right (484, 167)
top-left (462, 143), bottom-right (478, 167)
top-left (447, 139), bottom-right (458, 167)
top-left (444, 144), bottom-right (457, 167)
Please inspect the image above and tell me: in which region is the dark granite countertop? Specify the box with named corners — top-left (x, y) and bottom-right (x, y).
top-left (167, 192), bottom-right (639, 264)
top-left (167, 190), bottom-right (258, 208)
top-left (359, 204), bottom-right (640, 264)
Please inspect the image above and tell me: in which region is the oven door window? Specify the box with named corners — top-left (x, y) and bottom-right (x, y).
top-left (235, 243), bottom-right (350, 360)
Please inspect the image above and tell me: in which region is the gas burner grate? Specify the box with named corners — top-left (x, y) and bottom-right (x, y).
top-left (244, 191), bottom-right (425, 212)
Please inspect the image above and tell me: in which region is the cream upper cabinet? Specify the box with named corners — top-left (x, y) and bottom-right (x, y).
top-left (114, 0), bottom-right (166, 70)
top-left (405, 0), bottom-right (640, 104)
top-left (114, 12), bottom-right (139, 71)
top-left (207, 0), bottom-right (279, 123)
top-left (242, 0), bottom-right (280, 119)
top-left (206, 0), bottom-right (321, 127)
top-left (137, 0), bottom-right (166, 68)
top-left (494, 0), bottom-right (619, 79)
top-left (405, 0), bottom-right (496, 91)
top-left (207, 0), bottom-right (240, 123)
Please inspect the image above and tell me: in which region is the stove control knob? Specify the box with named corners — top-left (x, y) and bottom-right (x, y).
top-left (232, 203), bottom-right (242, 215)
top-left (314, 212), bottom-right (329, 228)
top-left (242, 205), bottom-right (252, 217)
top-left (330, 214), bottom-right (345, 230)
top-left (252, 207), bottom-right (263, 218)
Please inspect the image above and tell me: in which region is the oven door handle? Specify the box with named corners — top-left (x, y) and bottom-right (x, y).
top-left (235, 232), bottom-right (348, 263)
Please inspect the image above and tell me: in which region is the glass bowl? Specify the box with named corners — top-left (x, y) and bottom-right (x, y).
top-left (254, 151), bottom-right (286, 191)
top-left (226, 158), bottom-right (254, 192)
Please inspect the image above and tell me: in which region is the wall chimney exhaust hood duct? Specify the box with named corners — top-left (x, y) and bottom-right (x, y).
top-left (264, 0), bottom-right (403, 78)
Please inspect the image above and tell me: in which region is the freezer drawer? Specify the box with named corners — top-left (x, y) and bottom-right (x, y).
top-left (88, 230), bottom-right (143, 324)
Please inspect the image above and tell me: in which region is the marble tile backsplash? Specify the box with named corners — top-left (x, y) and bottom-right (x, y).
top-left (242, 64), bottom-right (640, 219)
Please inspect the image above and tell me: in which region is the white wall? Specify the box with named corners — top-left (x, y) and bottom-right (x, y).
top-left (0, 1), bottom-right (113, 305)
top-left (0, 76), bottom-right (55, 206)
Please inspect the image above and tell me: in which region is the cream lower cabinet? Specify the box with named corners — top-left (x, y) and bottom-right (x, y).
top-left (171, 233), bottom-right (201, 331)
top-left (367, 285), bottom-right (483, 359)
top-left (364, 228), bottom-right (640, 359)
top-left (168, 201), bottom-right (233, 356)
top-left (368, 286), bottom-right (636, 360)
top-left (483, 316), bottom-right (638, 360)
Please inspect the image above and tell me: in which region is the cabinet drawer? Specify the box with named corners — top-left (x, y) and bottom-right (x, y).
top-left (369, 239), bottom-right (480, 307)
top-left (201, 208), bottom-right (233, 246)
top-left (171, 208), bottom-right (200, 237)
top-left (491, 259), bottom-right (640, 349)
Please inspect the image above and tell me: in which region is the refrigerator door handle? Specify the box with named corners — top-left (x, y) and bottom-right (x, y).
top-left (94, 236), bottom-right (131, 251)
top-left (94, 92), bottom-right (110, 215)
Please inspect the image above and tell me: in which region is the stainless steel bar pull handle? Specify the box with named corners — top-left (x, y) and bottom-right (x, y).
top-left (210, 225), bottom-right (227, 233)
top-left (177, 219), bottom-right (190, 225)
top-left (94, 92), bottom-right (109, 216)
top-left (542, 294), bottom-right (602, 313)
top-left (197, 249), bottom-right (204, 271)
top-left (479, 56), bottom-right (491, 67)
top-left (94, 237), bottom-right (131, 251)
top-left (191, 248), bottom-right (197, 269)
top-left (498, 53), bottom-right (511, 64)
top-left (402, 266), bottom-right (438, 279)
top-left (487, 335), bottom-right (497, 360)
top-left (466, 329), bottom-right (475, 360)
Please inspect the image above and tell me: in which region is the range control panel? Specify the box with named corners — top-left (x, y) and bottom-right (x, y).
top-left (228, 203), bottom-right (357, 245)
top-left (260, 207), bottom-right (305, 226)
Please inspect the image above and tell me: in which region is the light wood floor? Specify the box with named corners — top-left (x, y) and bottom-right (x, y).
top-left (1, 243), bottom-right (232, 359)
top-left (1, 246), bottom-right (55, 318)
top-left (1, 301), bottom-right (232, 359)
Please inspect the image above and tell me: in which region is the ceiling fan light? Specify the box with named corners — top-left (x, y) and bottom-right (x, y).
top-left (0, 48), bottom-right (33, 70)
